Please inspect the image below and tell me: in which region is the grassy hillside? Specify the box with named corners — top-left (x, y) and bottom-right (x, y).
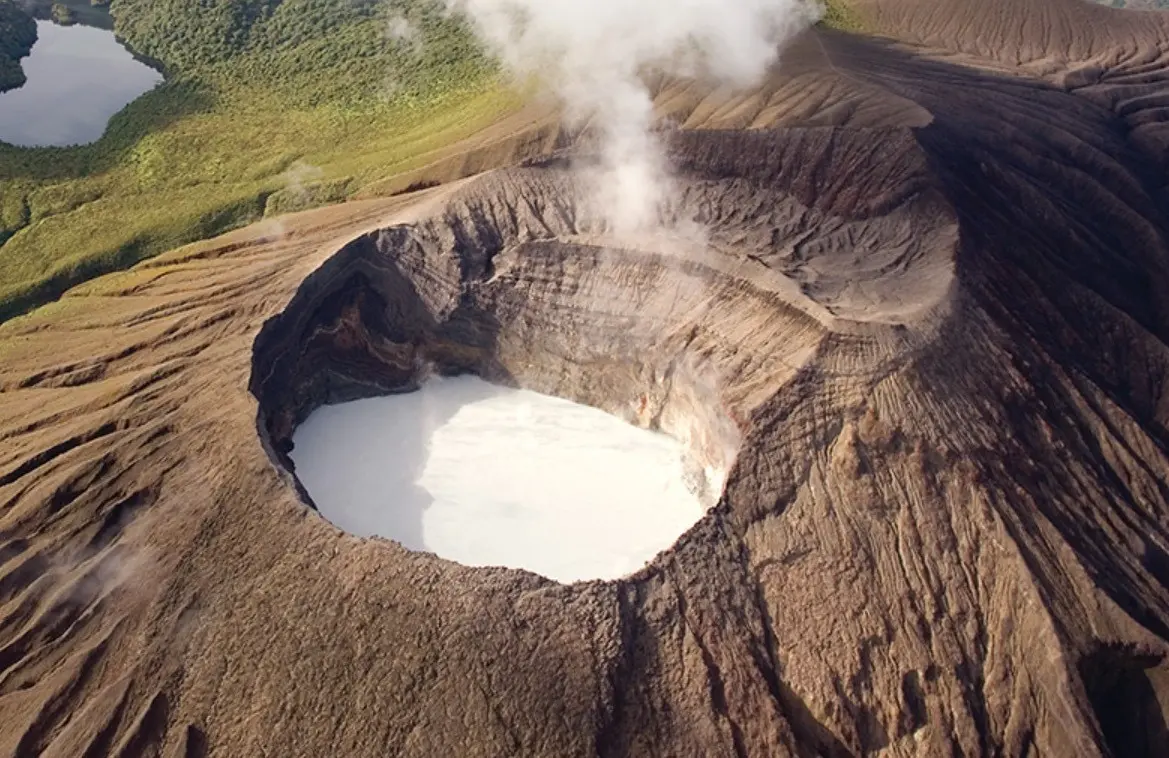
top-left (109, 0), bottom-right (486, 104)
top-left (0, 0), bottom-right (507, 322)
top-left (820, 0), bottom-right (865, 31)
top-left (0, 0), bottom-right (36, 92)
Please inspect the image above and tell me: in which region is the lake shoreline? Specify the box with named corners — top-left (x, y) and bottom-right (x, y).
top-left (0, 0), bottom-right (37, 93)
top-left (0, 19), bottom-right (163, 148)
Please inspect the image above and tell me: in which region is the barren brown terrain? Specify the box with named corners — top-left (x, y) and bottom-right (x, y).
top-left (3, 0), bottom-right (1169, 755)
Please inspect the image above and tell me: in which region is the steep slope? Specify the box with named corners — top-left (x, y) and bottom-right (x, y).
top-left (2, 2), bottom-right (1169, 757)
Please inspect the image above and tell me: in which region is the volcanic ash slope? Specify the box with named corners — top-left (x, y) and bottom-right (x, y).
top-left (4, 1), bottom-right (1169, 756)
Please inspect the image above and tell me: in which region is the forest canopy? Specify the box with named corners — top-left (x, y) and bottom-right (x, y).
top-left (0, 0), bottom-right (36, 92)
top-left (107, 0), bottom-right (490, 105)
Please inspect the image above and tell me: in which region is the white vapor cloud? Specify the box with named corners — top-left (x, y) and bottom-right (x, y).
top-left (386, 14), bottom-right (420, 49)
top-left (442, 0), bottom-right (819, 234)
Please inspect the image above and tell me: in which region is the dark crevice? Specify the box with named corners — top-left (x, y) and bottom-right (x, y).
top-left (670, 581), bottom-right (749, 758)
top-left (594, 585), bottom-right (639, 758)
top-left (1080, 643), bottom-right (1169, 758)
top-left (114, 691), bottom-right (169, 758)
top-left (181, 725), bottom-right (208, 758)
top-left (80, 684), bottom-right (134, 758)
top-left (1142, 541), bottom-right (1169, 595)
top-left (899, 670), bottom-right (928, 736)
top-left (743, 530), bottom-right (856, 758)
top-left (0, 422), bottom-right (118, 488)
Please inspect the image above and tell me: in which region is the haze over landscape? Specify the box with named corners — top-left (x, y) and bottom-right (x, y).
top-left (3, 0), bottom-right (1169, 757)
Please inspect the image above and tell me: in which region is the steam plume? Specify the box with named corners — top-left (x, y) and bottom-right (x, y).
top-left (443, 0), bottom-right (818, 233)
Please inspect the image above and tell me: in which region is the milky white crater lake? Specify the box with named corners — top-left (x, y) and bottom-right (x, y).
top-left (289, 376), bottom-right (708, 583)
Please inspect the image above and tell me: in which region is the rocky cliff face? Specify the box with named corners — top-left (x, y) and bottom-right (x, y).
top-left (3, 2), bottom-right (1169, 756)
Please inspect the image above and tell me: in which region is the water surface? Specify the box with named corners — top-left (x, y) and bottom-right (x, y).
top-left (290, 376), bottom-right (708, 583)
top-left (0, 21), bottom-right (162, 147)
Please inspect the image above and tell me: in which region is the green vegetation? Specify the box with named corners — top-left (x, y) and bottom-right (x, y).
top-left (50, 3), bottom-right (75, 25)
top-left (22, 0), bottom-right (115, 29)
top-left (0, 0), bottom-right (508, 322)
top-left (818, 0), bottom-right (865, 32)
top-left (0, 0), bottom-right (36, 92)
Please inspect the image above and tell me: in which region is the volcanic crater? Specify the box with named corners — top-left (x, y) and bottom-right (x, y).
top-left (250, 152), bottom-right (953, 580)
top-left (5, 3), bottom-right (1169, 755)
